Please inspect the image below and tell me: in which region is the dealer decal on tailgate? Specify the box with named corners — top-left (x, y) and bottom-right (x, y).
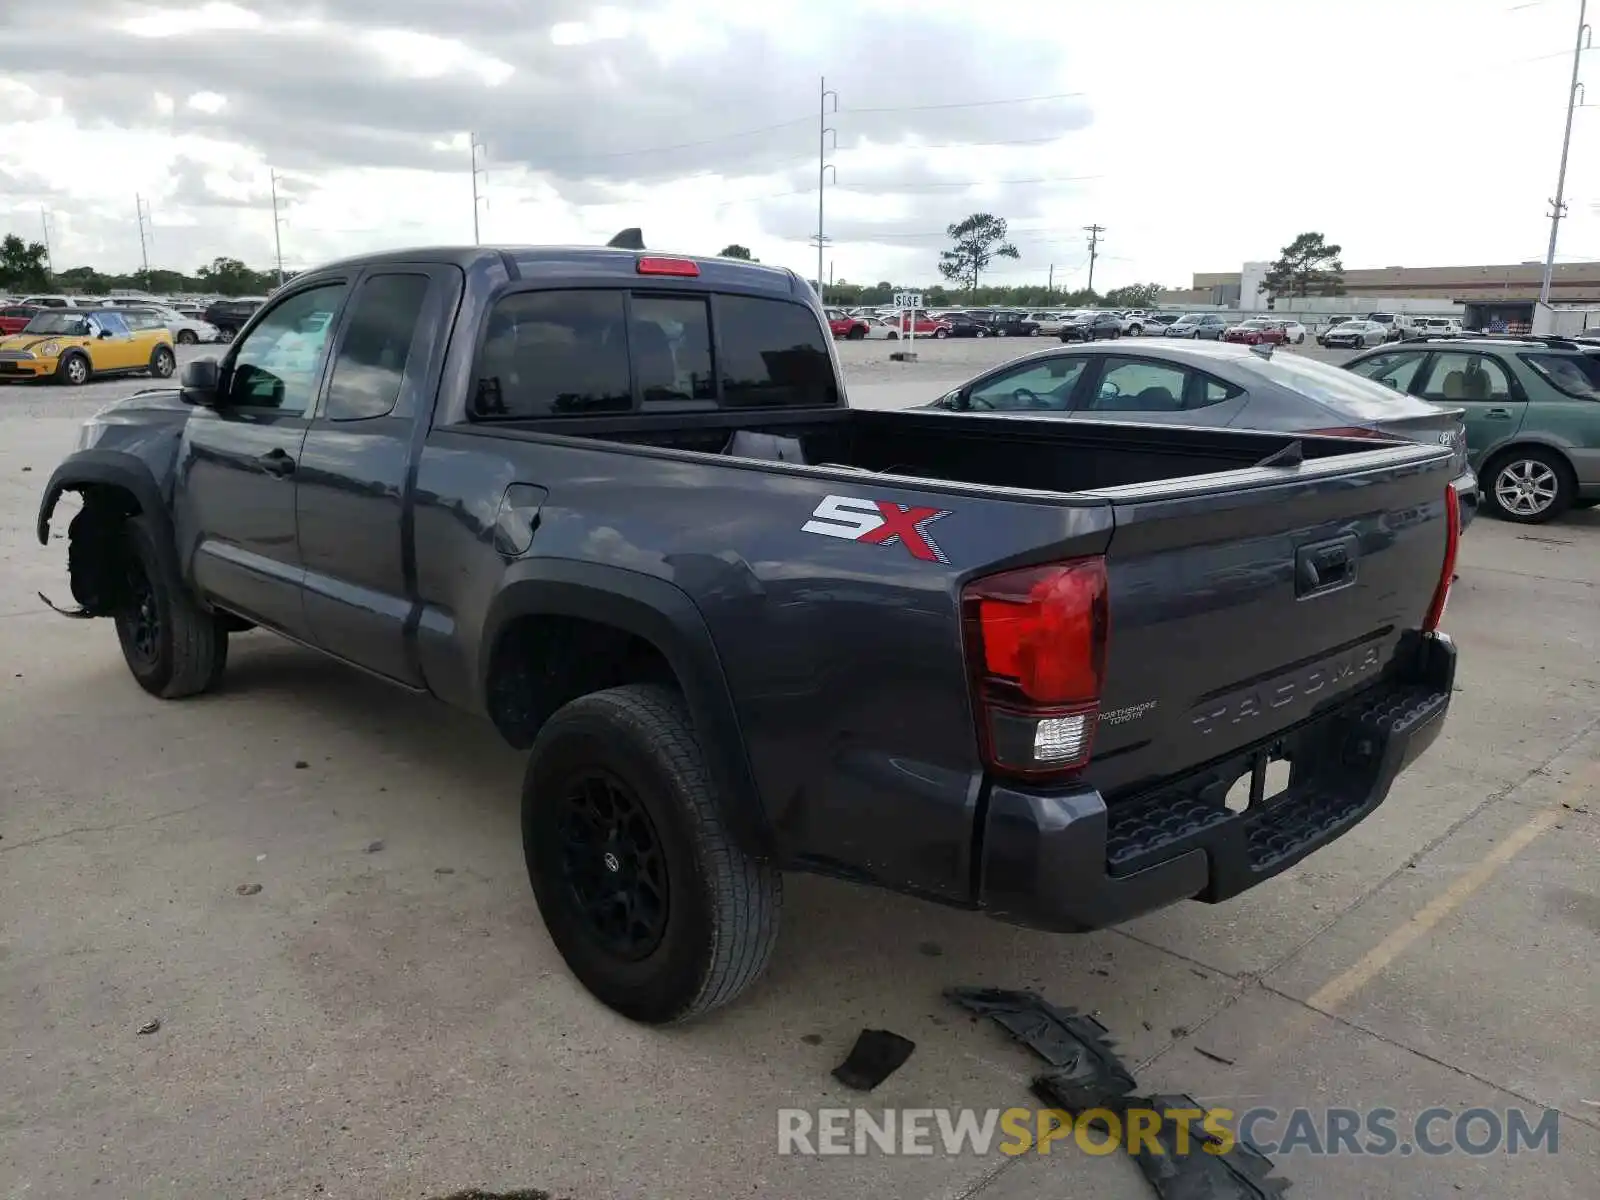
top-left (801, 495), bottom-right (953, 564)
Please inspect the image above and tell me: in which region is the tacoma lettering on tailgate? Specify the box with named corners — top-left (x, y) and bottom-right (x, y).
top-left (1188, 643), bottom-right (1383, 736)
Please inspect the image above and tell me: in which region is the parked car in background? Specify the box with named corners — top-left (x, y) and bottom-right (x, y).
top-left (1165, 313), bottom-right (1230, 340)
top-left (1143, 313), bottom-right (1182, 335)
top-left (123, 304), bottom-right (223, 345)
top-left (0, 308), bottom-right (177, 386)
top-left (1367, 312), bottom-right (1417, 342)
top-left (824, 308), bottom-right (869, 340)
top-left (1060, 311), bottom-right (1125, 342)
top-left (1119, 312), bottom-right (1150, 336)
top-left (988, 310), bottom-right (1041, 337)
top-left (0, 304), bottom-right (39, 335)
top-left (939, 312), bottom-right (992, 338)
top-left (1221, 318), bottom-right (1288, 347)
top-left (1275, 319), bottom-right (1308, 344)
top-left (1343, 336), bottom-right (1600, 523)
top-left (888, 309), bottom-right (952, 337)
top-left (1322, 320), bottom-right (1388, 349)
top-left (1413, 317), bottom-right (1463, 337)
top-left (19, 295), bottom-right (99, 309)
top-left (201, 297), bottom-right (266, 342)
top-left (920, 341), bottom-right (1479, 526)
top-left (860, 316), bottom-right (901, 340)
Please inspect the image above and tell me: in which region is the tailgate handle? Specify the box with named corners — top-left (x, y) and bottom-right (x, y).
top-left (1296, 536), bottom-right (1359, 597)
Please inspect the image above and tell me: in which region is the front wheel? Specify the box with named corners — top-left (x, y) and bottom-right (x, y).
top-left (846, 326), bottom-right (866, 340)
top-left (933, 327), bottom-right (948, 339)
top-left (217, 327), bottom-right (236, 344)
top-left (55, 352), bottom-right (90, 386)
top-left (523, 685), bottom-right (783, 1024)
top-left (1483, 448), bottom-right (1574, 524)
top-left (114, 515), bottom-right (229, 697)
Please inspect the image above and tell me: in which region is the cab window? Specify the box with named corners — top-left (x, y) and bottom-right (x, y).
top-left (1086, 358), bottom-right (1188, 412)
top-left (225, 283), bottom-right (348, 413)
top-left (1348, 350), bottom-right (1426, 393)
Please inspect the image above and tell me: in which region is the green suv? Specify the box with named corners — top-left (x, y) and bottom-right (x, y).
top-left (1343, 336), bottom-right (1600, 523)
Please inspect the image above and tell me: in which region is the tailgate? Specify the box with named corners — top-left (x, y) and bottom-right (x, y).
top-left (1084, 439), bottom-right (1455, 797)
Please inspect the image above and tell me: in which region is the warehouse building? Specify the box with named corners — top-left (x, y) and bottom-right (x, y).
top-left (1162, 260), bottom-right (1600, 331)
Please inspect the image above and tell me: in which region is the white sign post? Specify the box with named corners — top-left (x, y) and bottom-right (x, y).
top-left (893, 291), bottom-right (924, 354)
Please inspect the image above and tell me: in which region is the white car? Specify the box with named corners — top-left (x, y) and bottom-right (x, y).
top-left (1027, 311), bottom-right (1072, 335)
top-left (1320, 319), bottom-right (1387, 349)
top-left (1276, 319), bottom-right (1307, 345)
top-left (860, 316), bottom-right (901, 340)
top-left (126, 304), bottom-right (223, 345)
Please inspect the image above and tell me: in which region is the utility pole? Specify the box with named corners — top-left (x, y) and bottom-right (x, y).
top-left (1539, 0), bottom-right (1590, 305)
top-left (1047, 263), bottom-right (1054, 294)
top-left (1084, 224), bottom-right (1105, 294)
top-left (40, 207), bottom-right (53, 281)
top-left (813, 76), bottom-right (838, 300)
top-left (470, 132), bottom-right (489, 245)
top-left (135, 194), bottom-right (152, 281)
top-left (269, 169), bottom-right (289, 287)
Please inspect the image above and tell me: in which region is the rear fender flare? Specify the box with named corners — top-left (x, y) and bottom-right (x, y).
top-left (482, 559), bottom-right (775, 859)
top-left (36, 449), bottom-right (180, 585)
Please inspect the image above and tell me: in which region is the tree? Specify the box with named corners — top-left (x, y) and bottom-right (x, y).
top-left (1104, 282), bottom-right (1164, 309)
top-left (195, 255), bottom-right (272, 294)
top-left (1261, 233), bottom-right (1344, 300)
top-left (717, 243), bottom-right (756, 261)
top-left (937, 213), bottom-right (1019, 292)
top-left (0, 233), bottom-right (51, 291)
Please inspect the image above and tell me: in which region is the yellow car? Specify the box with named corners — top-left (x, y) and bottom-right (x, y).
top-left (0, 309), bottom-right (177, 386)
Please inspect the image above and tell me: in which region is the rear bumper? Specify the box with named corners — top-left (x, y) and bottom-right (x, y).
top-left (976, 632), bottom-right (1456, 933)
top-left (1452, 469), bottom-right (1480, 530)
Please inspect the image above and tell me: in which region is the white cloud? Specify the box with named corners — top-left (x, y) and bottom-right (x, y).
top-left (2, 0), bottom-right (1596, 289)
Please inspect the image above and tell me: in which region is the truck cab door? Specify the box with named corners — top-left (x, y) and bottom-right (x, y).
top-left (174, 279), bottom-right (350, 638)
top-left (295, 265), bottom-right (460, 685)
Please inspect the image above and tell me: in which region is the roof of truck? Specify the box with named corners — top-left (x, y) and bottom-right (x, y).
top-left (302, 241), bottom-right (806, 297)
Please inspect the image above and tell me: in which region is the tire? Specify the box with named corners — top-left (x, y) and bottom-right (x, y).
top-left (55, 352), bottom-right (90, 386)
top-left (1571, 499), bottom-right (1598, 510)
top-left (1029, 327), bottom-right (1040, 336)
top-left (933, 327), bottom-right (948, 339)
top-left (114, 515), bottom-right (229, 698)
top-left (975, 329), bottom-right (986, 338)
top-left (523, 684), bottom-right (782, 1024)
top-left (176, 329), bottom-right (198, 345)
top-left (846, 325), bottom-right (866, 341)
top-left (1481, 447), bottom-right (1575, 524)
top-left (1129, 324), bottom-right (1143, 336)
top-left (148, 346), bottom-right (176, 379)
top-left (995, 327), bottom-right (1007, 337)
top-left (217, 327), bottom-right (236, 344)
top-left (887, 331), bottom-right (898, 340)
top-left (1190, 330), bottom-right (1200, 339)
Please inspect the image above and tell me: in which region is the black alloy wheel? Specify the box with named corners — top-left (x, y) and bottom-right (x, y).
top-left (557, 770), bottom-right (670, 961)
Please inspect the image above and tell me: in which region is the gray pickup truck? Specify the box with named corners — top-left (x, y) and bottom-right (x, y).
top-left (36, 238), bottom-right (1461, 1023)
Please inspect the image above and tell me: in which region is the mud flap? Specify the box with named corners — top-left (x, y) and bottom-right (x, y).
top-left (1119, 1094), bottom-right (1291, 1199)
top-left (38, 591), bottom-right (94, 619)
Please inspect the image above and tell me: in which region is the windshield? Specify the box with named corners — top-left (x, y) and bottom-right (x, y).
top-left (1171, 315), bottom-right (1197, 324)
top-left (22, 312), bottom-right (92, 335)
top-left (1238, 320), bottom-right (1269, 328)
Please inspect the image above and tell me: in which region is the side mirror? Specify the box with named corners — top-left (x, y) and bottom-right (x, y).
top-left (180, 357), bottom-right (222, 407)
top-left (97, 329), bottom-right (113, 339)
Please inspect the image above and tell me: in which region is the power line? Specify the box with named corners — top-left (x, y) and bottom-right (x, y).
top-left (841, 89), bottom-right (1089, 115)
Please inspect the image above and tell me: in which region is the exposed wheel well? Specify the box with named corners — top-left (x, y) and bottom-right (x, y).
top-left (63, 484), bottom-right (142, 615)
top-left (486, 613), bottom-right (680, 749)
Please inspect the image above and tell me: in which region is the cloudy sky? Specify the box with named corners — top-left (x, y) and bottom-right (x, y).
top-left (2, 0), bottom-right (1596, 292)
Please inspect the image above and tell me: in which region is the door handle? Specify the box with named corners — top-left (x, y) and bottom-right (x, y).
top-left (1484, 408), bottom-right (1513, 419)
top-left (258, 448), bottom-right (296, 477)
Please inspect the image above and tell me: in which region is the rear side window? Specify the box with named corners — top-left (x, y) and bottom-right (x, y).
top-left (326, 274), bottom-right (431, 420)
top-left (717, 295), bottom-right (837, 409)
top-left (1521, 352), bottom-right (1600, 400)
top-left (473, 290), bottom-right (631, 418)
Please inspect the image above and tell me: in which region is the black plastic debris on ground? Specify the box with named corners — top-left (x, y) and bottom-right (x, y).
top-left (832, 1028), bottom-right (916, 1091)
top-left (947, 986), bottom-right (1135, 1108)
top-left (1122, 1094), bottom-right (1290, 1199)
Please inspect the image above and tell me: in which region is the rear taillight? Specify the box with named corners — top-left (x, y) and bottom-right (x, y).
top-left (636, 256), bottom-right (699, 277)
top-left (961, 558), bottom-right (1108, 779)
top-left (1423, 487), bottom-right (1460, 633)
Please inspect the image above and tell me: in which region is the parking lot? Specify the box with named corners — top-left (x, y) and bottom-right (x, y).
top-left (1, 342), bottom-right (1596, 1199)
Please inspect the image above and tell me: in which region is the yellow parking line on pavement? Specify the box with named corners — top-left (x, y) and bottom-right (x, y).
top-left (1307, 772), bottom-right (1594, 1013)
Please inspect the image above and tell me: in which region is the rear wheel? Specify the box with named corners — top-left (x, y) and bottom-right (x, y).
top-left (176, 329), bottom-right (198, 345)
top-left (1482, 448), bottom-right (1574, 524)
top-left (114, 515), bottom-right (229, 697)
top-left (148, 346), bottom-right (176, 379)
top-left (523, 684), bottom-right (782, 1024)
